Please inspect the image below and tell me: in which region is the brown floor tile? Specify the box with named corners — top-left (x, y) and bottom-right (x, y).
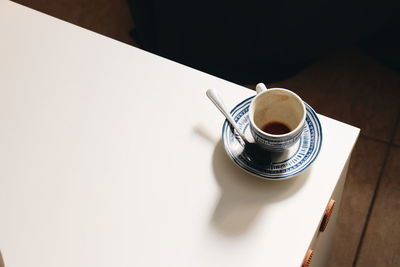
top-left (326, 137), bottom-right (389, 267)
top-left (394, 121), bottom-right (400, 145)
top-left (356, 146), bottom-right (400, 267)
top-left (269, 49), bottom-right (400, 142)
top-left (77, 0), bottom-right (136, 45)
top-left (13, 0), bottom-right (136, 46)
top-left (13, 0), bottom-right (82, 24)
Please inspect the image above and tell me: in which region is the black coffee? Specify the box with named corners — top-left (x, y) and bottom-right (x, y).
top-left (261, 121), bottom-right (291, 135)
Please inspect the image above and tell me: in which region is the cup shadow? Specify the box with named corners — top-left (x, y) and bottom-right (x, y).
top-left (211, 140), bottom-right (310, 236)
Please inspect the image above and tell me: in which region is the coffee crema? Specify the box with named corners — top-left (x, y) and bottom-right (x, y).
top-left (261, 121), bottom-right (291, 135)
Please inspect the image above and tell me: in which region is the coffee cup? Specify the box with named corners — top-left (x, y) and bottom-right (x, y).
top-left (248, 83), bottom-right (306, 151)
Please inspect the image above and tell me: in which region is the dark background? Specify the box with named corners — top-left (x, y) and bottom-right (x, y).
top-left (128, 0), bottom-right (400, 83)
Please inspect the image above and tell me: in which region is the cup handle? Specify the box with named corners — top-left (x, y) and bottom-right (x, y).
top-left (256, 83), bottom-right (268, 94)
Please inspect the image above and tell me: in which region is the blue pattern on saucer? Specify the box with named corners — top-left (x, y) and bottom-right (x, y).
top-left (222, 96), bottom-right (322, 180)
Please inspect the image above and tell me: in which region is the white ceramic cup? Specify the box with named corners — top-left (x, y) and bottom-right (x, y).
top-left (248, 83), bottom-right (306, 151)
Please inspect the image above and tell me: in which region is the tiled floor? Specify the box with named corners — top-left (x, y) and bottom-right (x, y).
top-left (327, 137), bottom-right (389, 267)
top-left (356, 147), bottom-right (400, 266)
top-left (11, 1), bottom-right (400, 266)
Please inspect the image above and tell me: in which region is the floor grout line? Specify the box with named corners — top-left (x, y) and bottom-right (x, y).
top-left (351, 145), bottom-right (391, 267)
top-left (359, 134), bottom-right (390, 144)
top-left (352, 110), bottom-right (400, 267)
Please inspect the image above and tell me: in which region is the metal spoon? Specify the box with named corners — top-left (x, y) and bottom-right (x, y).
top-left (206, 89), bottom-right (272, 165)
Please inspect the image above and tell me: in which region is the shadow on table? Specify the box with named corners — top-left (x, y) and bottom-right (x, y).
top-left (211, 140), bottom-right (310, 236)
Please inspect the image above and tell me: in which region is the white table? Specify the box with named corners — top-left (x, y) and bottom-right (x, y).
top-left (0, 1), bottom-right (359, 266)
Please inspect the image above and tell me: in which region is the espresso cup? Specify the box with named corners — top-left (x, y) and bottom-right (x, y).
top-left (248, 83), bottom-right (306, 151)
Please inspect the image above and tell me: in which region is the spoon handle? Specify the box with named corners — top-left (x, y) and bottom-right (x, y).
top-left (206, 89), bottom-right (247, 141)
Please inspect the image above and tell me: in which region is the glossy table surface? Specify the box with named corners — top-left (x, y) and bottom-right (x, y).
top-left (0, 1), bottom-right (359, 266)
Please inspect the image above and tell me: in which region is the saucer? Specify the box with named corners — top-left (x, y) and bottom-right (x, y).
top-left (222, 96), bottom-right (322, 180)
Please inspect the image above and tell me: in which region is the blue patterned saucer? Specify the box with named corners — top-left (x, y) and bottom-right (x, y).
top-left (222, 96), bottom-right (322, 180)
